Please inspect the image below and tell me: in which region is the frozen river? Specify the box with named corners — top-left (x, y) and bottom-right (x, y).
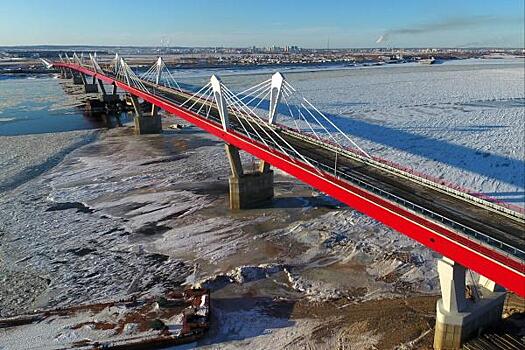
top-left (2, 58), bottom-right (524, 205)
top-left (0, 58), bottom-right (523, 349)
top-left (215, 58), bottom-right (525, 208)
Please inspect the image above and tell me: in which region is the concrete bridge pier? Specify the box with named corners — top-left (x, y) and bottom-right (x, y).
top-left (60, 68), bottom-right (72, 80)
top-left (433, 257), bottom-right (506, 349)
top-left (226, 144), bottom-right (274, 210)
top-left (79, 73), bottom-right (98, 93)
top-left (65, 68), bottom-right (74, 80)
top-left (98, 81), bottom-right (122, 113)
top-left (69, 68), bottom-right (83, 84)
top-left (72, 74), bottom-right (83, 85)
top-left (84, 80), bottom-right (122, 114)
top-left (129, 95), bottom-right (162, 134)
top-left (71, 71), bottom-right (84, 85)
top-left (119, 57), bottom-right (162, 134)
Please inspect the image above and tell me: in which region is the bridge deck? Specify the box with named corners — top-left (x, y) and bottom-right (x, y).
top-left (149, 82), bottom-right (525, 261)
top-left (286, 136), bottom-right (525, 253)
top-left (49, 62), bottom-right (525, 295)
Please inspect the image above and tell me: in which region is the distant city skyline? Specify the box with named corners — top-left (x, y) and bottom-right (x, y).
top-left (0, 0), bottom-right (523, 48)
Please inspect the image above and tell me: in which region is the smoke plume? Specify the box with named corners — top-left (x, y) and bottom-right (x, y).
top-left (375, 15), bottom-right (521, 44)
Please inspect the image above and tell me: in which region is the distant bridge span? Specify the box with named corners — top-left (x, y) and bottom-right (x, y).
top-left (50, 58), bottom-right (524, 298)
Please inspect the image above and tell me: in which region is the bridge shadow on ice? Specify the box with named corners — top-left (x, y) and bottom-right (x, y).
top-left (222, 87), bottom-right (525, 193)
top-left (482, 191), bottom-right (525, 204)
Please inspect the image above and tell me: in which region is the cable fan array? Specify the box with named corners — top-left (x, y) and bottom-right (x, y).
top-left (178, 78), bottom-right (320, 170)
top-left (140, 57), bottom-right (182, 91)
top-left (114, 58), bottom-right (149, 92)
top-left (62, 53), bottom-right (72, 64)
top-left (72, 52), bottom-right (83, 66)
top-left (231, 77), bottom-right (370, 158)
top-left (108, 54), bottom-right (120, 75)
top-left (60, 52), bottom-right (369, 162)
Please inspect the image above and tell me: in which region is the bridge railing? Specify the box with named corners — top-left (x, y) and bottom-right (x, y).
top-left (235, 125), bottom-right (525, 263)
top-left (56, 60), bottom-right (525, 262)
top-left (280, 123), bottom-right (524, 214)
top-left (277, 125), bottom-right (525, 222)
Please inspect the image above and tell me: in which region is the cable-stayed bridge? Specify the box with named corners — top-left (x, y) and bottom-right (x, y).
top-left (44, 53), bottom-right (524, 349)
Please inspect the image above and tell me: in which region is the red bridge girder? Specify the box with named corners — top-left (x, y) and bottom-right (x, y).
top-left (53, 62), bottom-right (525, 297)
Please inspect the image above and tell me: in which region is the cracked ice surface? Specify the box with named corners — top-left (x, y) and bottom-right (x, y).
top-left (0, 128), bottom-right (225, 316)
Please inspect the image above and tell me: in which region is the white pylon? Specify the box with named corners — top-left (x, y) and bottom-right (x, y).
top-left (121, 58), bottom-right (130, 85)
top-left (268, 72), bottom-right (284, 124)
top-left (72, 52), bottom-right (82, 66)
top-left (113, 53), bottom-right (120, 75)
top-left (211, 75), bottom-right (229, 131)
top-left (155, 57), bottom-right (163, 85)
top-left (89, 53), bottom-right (100, 73)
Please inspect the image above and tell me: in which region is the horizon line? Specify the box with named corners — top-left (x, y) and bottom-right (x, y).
top-left (1, 44), bottom-right (524, 50)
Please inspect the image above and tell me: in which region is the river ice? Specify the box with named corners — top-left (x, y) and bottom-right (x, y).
top-left (0, 59), bottom-right (523, 349)
top-left (218, 59), bottom-right (525, 208)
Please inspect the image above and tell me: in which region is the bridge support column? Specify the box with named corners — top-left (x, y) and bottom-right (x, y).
top-left (96, 78), bottom-right (107, 96)
top-left (71, 72), bottom-right (83, 85)
top-left (74, 69), bottom-right (98, 93)
top-left (72, 76), bottom-right (83, 84)
top-left (61, 66), bottom-right (73, 80)
top-left (97, 81), bottom-right (122, 113)
top-left (434, 257), bottom-right (506, 350)
top-left (85, 81), bottom-right (122, 115)
top-left (226, 145), bottom-right (274, 210)
top-left (134, 114), bottom-right (162, 134)
top-left (79, 73), bottom-right (98, 93)
top-left (83, 84), bottom-right (98, 94)
top-left (129, 95), bottom-right (162, 135)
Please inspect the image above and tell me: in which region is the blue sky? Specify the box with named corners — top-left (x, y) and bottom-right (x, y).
top-left (0, 0), bottom-right (523, 48)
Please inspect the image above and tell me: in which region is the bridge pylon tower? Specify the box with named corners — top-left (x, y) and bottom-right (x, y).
top-left (150, 57), bottom-right (164, 118)
top-left (121, 58), bottom-right (162, 134)
top-left (211, 74), bottom-right (274, 210)
top-left (71, 52), bottom-right (98, 93)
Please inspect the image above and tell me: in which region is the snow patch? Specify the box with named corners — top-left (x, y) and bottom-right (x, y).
top-left (197, 264), bottom-right (286, 291)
